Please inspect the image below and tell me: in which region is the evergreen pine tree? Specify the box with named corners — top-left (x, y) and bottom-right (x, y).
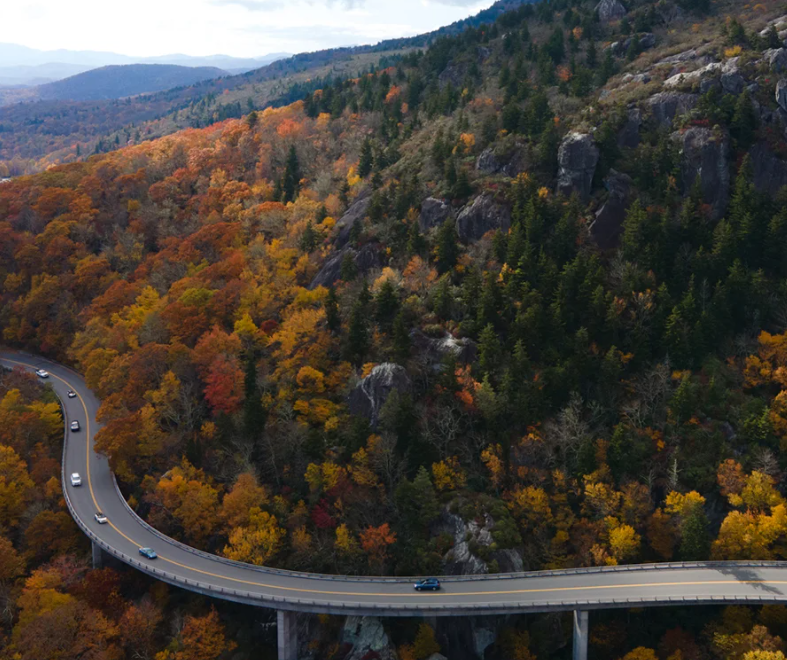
top-left (358, 138), bottom-right (374, 177)
top-left (375, 279), bottom-right (400, 330)
top-left (435, 219), bottom-right (459, 274)
top-left (299, 220), bottom-right (318, 253)
top-left (392, 312), bottom-right (411, 363)
top-left (281, 145), bottom-right (301, 203)
top-left (325, 287), bottom-right (341, 333)
top-left (347, 302), bottom-right (369, 366)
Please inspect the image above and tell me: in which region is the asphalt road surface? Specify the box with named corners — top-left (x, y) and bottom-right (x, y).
top-left (4, 351), bottom-right (787, 616)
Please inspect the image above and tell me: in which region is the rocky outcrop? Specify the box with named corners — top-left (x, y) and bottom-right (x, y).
top-left (411, 330), bottom-right (478, 370)
top-left (475, 143), bottom-right (530, 177)
top-left (749, 142), bottom-right (787, 196)
top-left (618, 107), bottom-right (642, 149)
top-left (439, 509), bottom-right (492, 575)
top-left (473, 628), bottom-right (497, 659)
top-left (335, 188), bottom-right (372, 247)
top-left (663, 62), bottom-right (721, 89)
top-left (556, 132), bottom-right (599, 202)
top-left (420, 197), bottom-right (453, 232)
top-left (590, 169), bottom-right (632, 250)
top-left (308, 243), bottom-right (382, 289)
top-left (610, 33), bottom-right (656, 56)
top-left (765, 48), bottom-right (787, 73)
top-left (673, 127), bottom-right (730, 220)
top-left (595, 0), bottom-right (626, 22)
top-left (455, 194), bottom-right (511, 242)
top-left (777, 79), bottom-right (787, 112)
top-left (647, 92), bottom-right (698, 128)
top-left (347, 363), bottom-right (411, 426)
top-left (342, 616), bottom-right (396, 660)
top-left (721, 59), bottom-right (745, 95)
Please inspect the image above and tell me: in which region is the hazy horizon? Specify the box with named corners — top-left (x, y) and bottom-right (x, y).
top-left (2, 0), bottom-right (492, 60)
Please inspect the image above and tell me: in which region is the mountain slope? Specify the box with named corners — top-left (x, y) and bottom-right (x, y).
top-left (4, 0), bottom-right (787, 657)
top-left (31, 64), bottom-right (228, 102)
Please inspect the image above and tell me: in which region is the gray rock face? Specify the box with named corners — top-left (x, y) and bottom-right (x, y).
top-left (618, 107), bottom-right (642, 149)
top-left (721, 71), bottom-right (745, 95)
top-left (308, 243), bottom-right (382, 289)
top-left (335, 188), bottom-right (371, 247)
top-left (476, 144), bottom-right (530, 177)
top-left (700, 77), bottom-right (722, 94)
top-left (473, 628), bottom-right (497, 659)
top-left (647, 92), bottom-right (698, 128)
top-left (777, 79), bottom-right (787, 112)
top-left (765, 48), bottom-right (787, 73)
top-left (347, 363), bottom-right (411, 426)
top-left (342, 617), bottom-right (396, 660)
top-left (595, 0), bottom-right (626, 22)
top-left (411, 330), bottom-right (477, 370)
top-left (749, 142), bottom-right (787, 196)
top-left (610, 33), bottom-right (656, 56)
top-left (439, 509), bottom-right (492, 575)
top-left (455, 194), bottom-right (511, 243)
top-left (656, 2), bottom-right (685, 24)
top-left (420, 197), bottom-right (453, 232)
top-left (674, 127), bottom-right (730, 220)
top-left (556, 132), bottom-right (599, 202)
top-left (590, 169), bottom-right (632, 250)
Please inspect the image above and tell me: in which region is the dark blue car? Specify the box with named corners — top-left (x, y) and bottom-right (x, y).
top-left (414, 578), bottom-right (440, 591)
top-left (139, 547), bottom-right (158, 559)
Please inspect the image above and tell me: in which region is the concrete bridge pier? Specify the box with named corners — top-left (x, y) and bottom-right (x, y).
top-left (573, 610), bottom-right (588, 660)
top-left (277, 610), bottom-right (298, 660)
top-left (91, 541), bottom-right (106, 569)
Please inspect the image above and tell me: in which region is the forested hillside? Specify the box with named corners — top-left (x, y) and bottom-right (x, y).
top-left (4, 0), bottom-right (787, 657)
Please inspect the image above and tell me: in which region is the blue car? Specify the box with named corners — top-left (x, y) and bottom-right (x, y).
top-left (414, 578), bottom-right (441, 591)
top-left (139, 547), bottom-right (158, 559)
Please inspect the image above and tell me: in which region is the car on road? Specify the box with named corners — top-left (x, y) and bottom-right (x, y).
top-left (139, 547), bottom-right (158, 559)
top-left (70, 473), bottom-right (82, 486)
top-left (70, 420), bottom-right (80, 432)
top-left (67, 390), bottom-right (77, 398)
top-left (94, 512), bottom-right (107, 524)
top-left (414, 578), bottom-right (441, 591)
top-left (35, 369), bottom-right (49, 378)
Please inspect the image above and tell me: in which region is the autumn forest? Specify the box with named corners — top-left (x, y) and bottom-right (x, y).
top-left (4, 0), bottom-right (787, 657)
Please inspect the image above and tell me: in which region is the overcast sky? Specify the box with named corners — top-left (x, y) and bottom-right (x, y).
top-left (4, 0), bottom-right (491, 58)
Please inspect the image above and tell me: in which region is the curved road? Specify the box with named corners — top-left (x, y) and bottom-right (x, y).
top-left (3, 351), bottom-right (787, 617)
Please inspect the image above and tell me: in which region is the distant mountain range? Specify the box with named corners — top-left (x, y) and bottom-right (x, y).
top-left (0, 43), bottom-right (290, 86)
top-left (33, 64), bottom-right (231, 102)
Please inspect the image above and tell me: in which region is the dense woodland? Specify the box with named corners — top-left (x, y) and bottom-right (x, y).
top-left (4, 0), bottom-right (787, 657)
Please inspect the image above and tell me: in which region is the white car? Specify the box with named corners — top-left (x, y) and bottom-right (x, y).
top-left (94, 512), bottom-right (107, 524)
top-left (70, 420), bottom-right (80, 432)
top-left (67, 390), bottom-right (77, 398)
top-left (35, 369), bottom-right (49, 378)
top-left (70, 473), bottom-right (82, 487)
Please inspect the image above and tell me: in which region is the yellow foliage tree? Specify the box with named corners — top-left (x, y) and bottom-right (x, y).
top-left (222, 508), bottom-right (285, 565)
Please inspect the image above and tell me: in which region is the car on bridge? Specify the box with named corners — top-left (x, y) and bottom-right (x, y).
top-left (139, 547), bottom-right (158, 560)
top-left (413, 578), bottom-right (441, 591)
top-left (35, 369), bottom-right (49, 378)
top-left (94, 512), bottom-right (108, 524)
top-left (70, 420), bottom-right (80, 432)
top-left (70, 473), bottom-right (82, 486)
top-left (67, 390), bottom-right (77, 398)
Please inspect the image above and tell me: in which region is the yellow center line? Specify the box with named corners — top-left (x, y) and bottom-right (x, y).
top-left (5, 355), bottom-right (787, 601)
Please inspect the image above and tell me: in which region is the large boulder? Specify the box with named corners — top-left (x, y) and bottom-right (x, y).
top-left (590, 169), bottom-right (632, 250)
top-left (611, 33), bottom-right (656, 56)
top-left (476, 143), bottom-right (531, 177)
top-left (334, 188), bottom-right (372, 247)
top-left (556, 132), bottom-right (599, 202)
top-left (663, 62), bottom-right (721, 89)
top-left (647, 92), bottom-right (698, 128)
top-left (347, 363), bottom-right (411, 426)
top-left (308, 243), bottom-right (383, 289)
top-left (765, 48), bottom-right (787, 73)
top-left (342, 616), bottom-right (396, 660)
top-left (420, 197), bottom-right (453, 232)
top-left (455, 194), bottom-right (511, 243)
top-left (749, 142), bottom-right (787, 196)
top-left (673, 127), bottom-right (730, 220)
top-left (777, 79), bottom-right (787, 112)
top-left (595, 0), bottom-right (626, 22)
